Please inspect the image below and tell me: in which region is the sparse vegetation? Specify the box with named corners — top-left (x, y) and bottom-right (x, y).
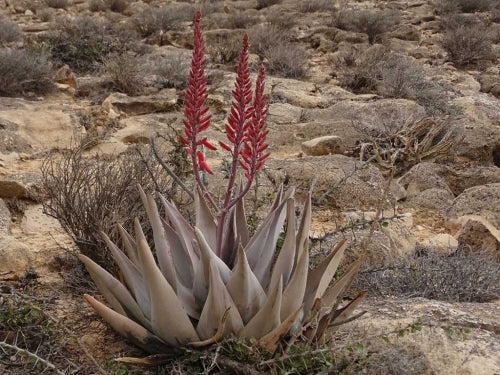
top-left (265, 42), bottom-right (308, 78)
top-left (444, 0), bottom-right (493, 13)
top-left (104, 53), bottom-right (143, 95)
top-left (355, 247), bottom-right (500, 302)
top-left (36, 7), bottom-right (56, 22)
top-left (256, 0), bottom-right (282, 10)
top-left (0, 16), bottom-right (22, 45)
top-left (131, 4), bottom-right (195, 37)
top-left (207, 34), bottom-right (242, 64)
top-left (441, 23), bottom-right (494, 67)
top-left (343, 9), bottom-right (401, 44)
top-left (43, 16), bottom-right (116, 72)
top-left (0, 49), bottom-right (53, 96)
top-left (45, 0), bottom-right (69, 9)
top-left (154, 54), bottom-right (190, 89)
top-left (41, 142), bottom-right (190, 267)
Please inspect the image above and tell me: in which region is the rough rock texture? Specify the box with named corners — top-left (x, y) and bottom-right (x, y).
top-left (337, 297), bottom-right (500, 375)
top-left (447, 183), bottom-right (500, 227)
top-left (0, 199), bottom-right (10, 233)
top-left (101, 89), bottom-right (179, 118)
top-left (301, 135), bottom-right (345, 156)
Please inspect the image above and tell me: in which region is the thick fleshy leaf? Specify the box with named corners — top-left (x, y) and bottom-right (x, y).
top-left (117, 224), bottom-right (140, 268)
top-left (280, 240), bottom-right (308, 322)
top-left (258, 303), bottom-right (303, 353)
top-left (239, 277), bottom-right (282, 339)
top-left (137, 239), bottom-right (199, 345)
top-left (195, 188), bottom-right (217, 251)
top-left (303, 240), bottom-right (347, 315)
top-left (226, 245), bottom-right (266, 324)
top-left (245, 188), bottom-right (294, 282)
top-left (234, 185), bottom-right (250, 248)
top-left (139, 187), bottom-right (178, 292)
top-left (78, 254), bottom-right (152, 330)
top-left (193, 227), bottom-right (232, 306)
top-left (197, 260), bottom-right (243, 340)
top-left (330, 291), bottom-right (367, 326)
top-left (160, 195), bottom-right (199, 260)
top-left (84, 295), bottom-right (172, 354)
top-left (162, 221), bottom-right (195, 289)
top-left (101, 231), bottom-right (151, 319)
top-left (320, 258), bottom-right (362, 311)
top-left (219, 207), bottom-right (239, 266)
top-left (190, 308), bottom-right (230, 348)
top-left (268, 198), bottom-right (296, 292)
top-left (296, 191), bottom-right (311, 259)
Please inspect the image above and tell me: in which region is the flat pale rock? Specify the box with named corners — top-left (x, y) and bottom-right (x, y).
top-left (301, 135), bottom-right (345, 156)
top-left (421, 233), bottom-right (458, 254)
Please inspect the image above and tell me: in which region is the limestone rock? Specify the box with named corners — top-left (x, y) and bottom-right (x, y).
top-left (265, 155), bottom-right (396, 210)
top-left (339, 297), bottom-right (500, 375)
top-left (0, 174), bottom-right (43, 201)
top-left (301, 136), bottom-right (345, 156)
top-left (456, 218), bottom-right (499, 255)
top-left (447, 183), bottom-right (500, 227)
top-left (421, 233), bottom-right (458, 254)
top-left (102, 89), bottom-right (179, 117)
top-left (54, 64), bottom-right (77, 88)
top-left (0, 234), bottom-right (32, 273)
top-left (479, 74), bottom-right (500, 98)
top-left (399, 163), bottom-right (453, 197)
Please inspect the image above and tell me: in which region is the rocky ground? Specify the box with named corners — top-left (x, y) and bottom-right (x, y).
top-left (0, 0), bottom-right (499, 374)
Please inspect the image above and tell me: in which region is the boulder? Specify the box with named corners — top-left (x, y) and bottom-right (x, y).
top-left (447, 183), bottom-right (500, 228)
top-left (406, 188), bottom-right (455, 214)
top-left (0, 234), bottom-right (32, 273)
top-left (456, 217), bottom-right (499, 255)
top-left (0, 174), bottom-right (43, 201)
top-left (399, 163), bottom-right (452, 196)
top-left (479, 74), bottom-right (500, 98)
top-left (421, 233), bottom-right (458, 254)
top-left (301, 136), bottom-right (345, 156)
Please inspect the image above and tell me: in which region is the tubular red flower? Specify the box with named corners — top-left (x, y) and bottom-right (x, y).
top-left (182, 10), bottom-right (215, 174)
top-left (223, 33), bottom-right (253, 157)
top-left (240, 64), bottom-right (269, 179)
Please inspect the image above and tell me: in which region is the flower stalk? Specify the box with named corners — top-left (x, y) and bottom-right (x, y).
top-left (182, 11), bottom-right (269, 258)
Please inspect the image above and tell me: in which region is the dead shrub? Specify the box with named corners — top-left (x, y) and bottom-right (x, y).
top-left (36, 7), bottom-right (56, 22)
top-left (342, 9), bottom-right (400, 44)
top-left (248, 24), bottom-right (287, 56)
top-left (445, 0), bottom-right (493, 13)
top-left (207, 34), bottom-right (242, 64)
top-left (104, 53), bottom-right (142, 95)
top-left (226, 11), bottom-right (261, 29)
top-left (256, 0), bottom-right (282, 10)
top-left (45, 0), bottom-right (69, 9)
top-left (41, 142), bottom-right (191, 267)
top-left (106, 0), bottom-right (129, 13)
top-left (354, 246), bottom-right (500, 302)
top-left (131, 4), bottom-right (195, 37)
top-left (89, 0), bottom-right (107, 12)
top-left (339, 46), bottom-right (459, 115)
top-left (264, 42), bottom-right (308, 78)
top-left (43, 16), bottom-right (116, 72)
top-left (441, 24), bottom-right (494, 67)
top-left (0, 49), bottom-right (53, 96)
top-left (300, 0), bottom-right (334, 13)
top-left (154, 54), bottom-right (190, 89)
top-left (0, 16), bottom-right (22, 46)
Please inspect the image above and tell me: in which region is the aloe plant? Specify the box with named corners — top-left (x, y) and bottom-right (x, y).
top-left (80, 10), bottom-right (365, 355)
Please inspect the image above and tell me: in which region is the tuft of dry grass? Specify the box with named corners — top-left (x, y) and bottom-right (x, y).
top-left (441, 24), bottom-right (494, 67)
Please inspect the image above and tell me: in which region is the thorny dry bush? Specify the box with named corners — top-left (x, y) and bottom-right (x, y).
top-left (354, 246), bottom-right (500, 302)
top-left (441, 22), bottom-right (494, 68)
top-left (41, 139), bottom-right (191, 268)
top-left (349, 116), bottom-right (459, 174)
top-left (337, 45), bottom-right (459, 115)
top-left (130, 4), bottom-right (195, 37)
top-left (104, 52), bottom-right (143, 95)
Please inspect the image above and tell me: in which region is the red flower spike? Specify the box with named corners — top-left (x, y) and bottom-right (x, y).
top-left (243, 64), bottom-right (269, 177)
top-left (182, 10), bottom-right (216, 176)
top-left (219, 141), bottom-right (232, 152)
top-left (223, 33), bottom-right (253, 156)
top-left (200, 161), bottom-right (214, 174)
